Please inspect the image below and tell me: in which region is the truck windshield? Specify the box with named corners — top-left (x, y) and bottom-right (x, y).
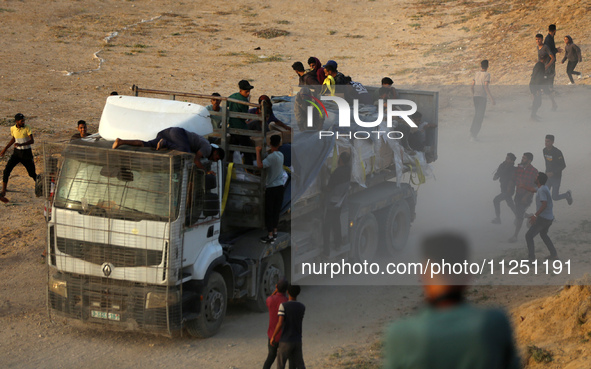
top-left (54, 156), bottom-right (181, 221)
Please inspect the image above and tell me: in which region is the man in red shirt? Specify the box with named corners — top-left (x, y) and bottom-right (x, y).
top-left (509, 152), bottom-right (538, 243)
top-left (263, 278), bottom-right (289, 369)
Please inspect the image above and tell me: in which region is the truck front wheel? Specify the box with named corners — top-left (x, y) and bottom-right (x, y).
top-left (351, 213), bottom-right (379, 262)
top-left (186, 271), bottom-right (227, 338)
top-left (384, 202), bottom-right (411, 256)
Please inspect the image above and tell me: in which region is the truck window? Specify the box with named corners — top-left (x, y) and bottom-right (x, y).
top-left (54, 157), bottom-right (181, 221)
top-left (185, 167), bottom-right (220, 226)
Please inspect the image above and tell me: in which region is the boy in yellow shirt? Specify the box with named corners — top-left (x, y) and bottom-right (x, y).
top-left (0, 113), bottom-right (38, 200)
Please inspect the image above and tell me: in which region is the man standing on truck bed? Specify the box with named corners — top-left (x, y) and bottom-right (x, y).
top-left (0, 113), bottom-right (38, 202)
top-left (256, 134), bottom-right (284, 244)
top-left (112, 127), bottom-right (225, 170)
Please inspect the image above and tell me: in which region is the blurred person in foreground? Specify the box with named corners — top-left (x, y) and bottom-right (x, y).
top-left (383, 232), bottom-right (520, 369)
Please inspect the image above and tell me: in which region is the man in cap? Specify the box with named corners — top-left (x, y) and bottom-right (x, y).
top-left (228, 80), bottom-right (255, 155)
top-left (229, 80), bottom-right (254, 130)
top-left (0, 113), bottom-right (38, 201)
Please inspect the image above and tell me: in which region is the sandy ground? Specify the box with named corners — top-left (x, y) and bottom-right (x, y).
top-left (1, 0), bottom-right (591, 368)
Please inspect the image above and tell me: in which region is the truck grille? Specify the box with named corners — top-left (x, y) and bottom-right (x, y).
top-left (56, 237), bottom-right (163, 267)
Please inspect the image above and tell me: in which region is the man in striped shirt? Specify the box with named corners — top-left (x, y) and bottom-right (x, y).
top-left (0, 113), bottom-right (38, 199)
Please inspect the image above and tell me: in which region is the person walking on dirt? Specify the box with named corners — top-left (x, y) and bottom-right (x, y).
top-left (383, 232), bottom-right (520, 369)
top-left (271, 284), bottom-right (306, 369)
top-left (544, 24), bottom-right (562, 89)
top-left (469, 60), bottom-right (495, 141)
top-left (0, 113), bottom-right (38, 201)
top-left (263, 278), bottom-right (291, 369)
top-left (543, 134), bottom-right (572, 204)
top-left (492, 153), bottom-right (516, 225)
top-left (509, 153), bottom-right (538, 243)
top-left (535, 33), bottom-right (558, 111)
top-left (529, 54), bottom-right (554, 121)
top-left (523, 172), bottom-right (558, 262)
top-left (562, 35), bottom-right (583, 85)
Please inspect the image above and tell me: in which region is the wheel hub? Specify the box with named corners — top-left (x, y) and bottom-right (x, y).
top-left (205, 290), bottom-right (224, 321)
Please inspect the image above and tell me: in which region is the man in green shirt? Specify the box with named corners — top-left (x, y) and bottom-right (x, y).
top-left (228, 80), bottom-right (253, 130)
top-left (384, 233), bottom-right (520, 369)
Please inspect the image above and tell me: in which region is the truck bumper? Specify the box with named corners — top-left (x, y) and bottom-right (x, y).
top-left (48, 271), bottom-right (182, 336)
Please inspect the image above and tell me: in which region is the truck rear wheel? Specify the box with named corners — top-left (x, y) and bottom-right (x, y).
top-left (351, 213), bottom-right (379, 262)
top-left (186, 271), bottom-right (227, 338)
top-left (247, 253), bottom-right (284, 312)
top-left (384, 202), bottom-right (411, 256)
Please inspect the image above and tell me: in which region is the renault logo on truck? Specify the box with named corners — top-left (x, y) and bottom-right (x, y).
top-left (102, 263), bottom-right (114, 277)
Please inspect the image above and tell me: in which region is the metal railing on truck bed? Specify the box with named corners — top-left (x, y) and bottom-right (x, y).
top-left (132, 85), bottom-right (272, 230)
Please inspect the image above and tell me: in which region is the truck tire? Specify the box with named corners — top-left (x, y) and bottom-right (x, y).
top-left (247, 253), bottom-right (284, 312)
top-left (350, 213), bottom-right (379, 262)
top-left (186, 271), bottom-right (227, 338)
top-left (384, 202), bottom-right (411, 256)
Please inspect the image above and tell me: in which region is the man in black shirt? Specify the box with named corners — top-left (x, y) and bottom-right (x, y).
top-left (492, 153), bottom-right (516, 224)
top-left (544, 24), bottom-right (562, 88)
top-left (543, 134), bottom-right (572, 205)
top-left (271, 285), bottom-right (306, 369)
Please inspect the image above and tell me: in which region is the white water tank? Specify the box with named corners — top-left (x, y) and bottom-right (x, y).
top-left (98, 95), bottom-right (213, 141)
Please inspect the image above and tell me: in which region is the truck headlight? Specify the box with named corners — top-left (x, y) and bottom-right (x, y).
top-left (49, 275), bottom-right (67, 298)
top-left (145, 291), bottom-right (180, 309)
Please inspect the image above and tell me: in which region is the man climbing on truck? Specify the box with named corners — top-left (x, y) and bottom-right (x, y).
top-left (256, 134), bottom-right (285, 244)
top-left (112, 126), bottom-right (225, 169)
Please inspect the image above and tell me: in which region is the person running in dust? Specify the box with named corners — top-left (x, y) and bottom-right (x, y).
top-left (492, 153), bottom-right (516, 225)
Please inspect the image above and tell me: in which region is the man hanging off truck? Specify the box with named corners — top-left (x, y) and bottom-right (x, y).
top-left (112, 127), bottom-right (225, 169)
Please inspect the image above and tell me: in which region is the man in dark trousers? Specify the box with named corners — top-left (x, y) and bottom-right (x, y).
top-left (271, 284), bottom-right (306, 369)
top-left (544, 24), bottom-right (562, 89)
top-left (263, 279), bottom-right (290, 369)
top-left (509, 153), bottom-right (538, 243)
top-left (323, 151), bottom-right (351, 255)
top-left (492, 153), bottom-right (516, 224)
top-left (529, 55), bottom-right (548, 121)
top-left (0, 113), bottom-right (38, 201)
top-left (256, 134), bottom-right (285, 244)
top-left (543, 134), bottom-right (572, 204)
top-left (524, 172), bottom-right (558, 261)
top-left (384, 232), bottom-right (520, 369)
